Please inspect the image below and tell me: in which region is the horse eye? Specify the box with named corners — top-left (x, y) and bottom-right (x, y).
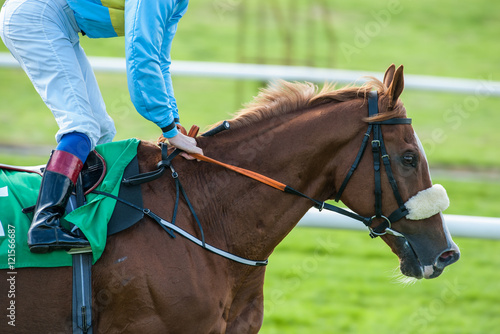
top-left (402, 153), bottom-right (417, 167)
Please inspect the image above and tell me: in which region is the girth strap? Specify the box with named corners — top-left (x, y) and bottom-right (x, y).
top-left (71, 176), bottom-right (93, 334)
top-left (71, 253), bottom-right (92, 334)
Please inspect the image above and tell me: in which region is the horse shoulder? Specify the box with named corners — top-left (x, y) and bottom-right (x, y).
top-left (137, 140), bottom-right (161, 173)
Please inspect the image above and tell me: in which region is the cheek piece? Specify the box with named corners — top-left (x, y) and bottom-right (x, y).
top-left (404, 184), bottom-right (449, 220)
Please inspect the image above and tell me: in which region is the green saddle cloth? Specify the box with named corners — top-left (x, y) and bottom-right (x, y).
top-left (0, 138), bottom-right (140, 268)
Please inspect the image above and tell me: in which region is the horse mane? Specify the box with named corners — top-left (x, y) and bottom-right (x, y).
top-left (219, 78), bottom-right (406, 130)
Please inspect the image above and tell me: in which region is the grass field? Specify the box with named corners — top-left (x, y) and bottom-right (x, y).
top-left (263, 228), bottom-right (500, 334)
top-left (1, 0), bottom-right (499, 333)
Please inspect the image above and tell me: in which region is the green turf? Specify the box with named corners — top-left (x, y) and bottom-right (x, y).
top-left (260, 174), bottom-right (500, 333)
top-left (262, 227), bottom-right (500, 334)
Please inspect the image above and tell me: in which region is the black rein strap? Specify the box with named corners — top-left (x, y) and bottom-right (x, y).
top-left (122, 121), bottom-right (230, 186)
top-left (98, 121), bottom-right (268, 266)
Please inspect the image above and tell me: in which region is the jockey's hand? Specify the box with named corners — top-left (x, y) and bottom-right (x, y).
top-left (167, 132), bottom-right (204, 160)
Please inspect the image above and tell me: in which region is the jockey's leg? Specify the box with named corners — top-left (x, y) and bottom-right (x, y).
top-left (0, 0), bottom-right (116, 252)
top-left (28, 133), bottom-right (91, 253)
top-left (56, 132), bottom-right (92, 163)
top-left (0, 0), bottom-right (116, 150)
top-left (72, 40), bottom-right (116, 146)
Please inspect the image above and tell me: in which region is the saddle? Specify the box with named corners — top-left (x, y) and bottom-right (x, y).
top-left (0, 150), bottom-right (106, 195)
top-left (0, 139), bottom-right (142, 334)
top-left (4, 150), bottom-right (144, 236)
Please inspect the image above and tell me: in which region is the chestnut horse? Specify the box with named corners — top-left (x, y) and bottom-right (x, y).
top-left (1, 65), bottom-right (459, 333)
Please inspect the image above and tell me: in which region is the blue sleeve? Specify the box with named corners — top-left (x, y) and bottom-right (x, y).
top-left (125, 0), bottom-right (188, 138)
top-left (160, 24), bottom-right (181, 129)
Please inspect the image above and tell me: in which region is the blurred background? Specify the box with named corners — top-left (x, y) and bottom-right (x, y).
top-left (0, 0), bottom-right (499, 333)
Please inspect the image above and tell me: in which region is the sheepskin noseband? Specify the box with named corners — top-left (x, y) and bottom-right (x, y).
top-left (405, 184), bottom-right (449, 220)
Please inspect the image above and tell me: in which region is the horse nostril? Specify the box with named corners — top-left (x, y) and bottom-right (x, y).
top-left (438, 250), bottom-right (459, 265)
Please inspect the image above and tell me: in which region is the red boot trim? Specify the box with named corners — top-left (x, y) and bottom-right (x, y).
top-left (46, 150), bottom-right (84, 184)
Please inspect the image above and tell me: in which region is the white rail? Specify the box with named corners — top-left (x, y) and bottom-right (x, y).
top-left (1, 53), bottom-right (500, 96)
top-left (2, 51), bottom-right (499, 239)
top-left (299, 209), bottom-right (500, 240)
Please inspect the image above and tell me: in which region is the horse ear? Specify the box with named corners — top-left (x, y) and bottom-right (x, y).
top-left (383, 64), bottom-right (396, 88)
top-left (387, 65), bottom-right (404, 108)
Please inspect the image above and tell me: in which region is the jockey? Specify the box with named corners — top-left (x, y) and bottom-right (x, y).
top-left (0, 0), bottom-right (203, 253)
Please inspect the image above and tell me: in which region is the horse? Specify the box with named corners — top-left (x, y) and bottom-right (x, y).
top-left (0, 64), bottom-right (459, 333)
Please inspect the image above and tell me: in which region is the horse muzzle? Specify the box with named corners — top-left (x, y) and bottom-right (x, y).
top-left (398, 237), bottom-right (460, 279)
top-left (391, 210), bottom-right (460, 279)
top-left (385, 185), bottom-right (460, 279)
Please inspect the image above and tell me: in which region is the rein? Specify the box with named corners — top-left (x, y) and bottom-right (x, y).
top-left (112, 91), bottom-right (413, 267)
top-left (190, 91), bottom-right (412, 238)
top-left (104, 121), bottom-right (269, 267)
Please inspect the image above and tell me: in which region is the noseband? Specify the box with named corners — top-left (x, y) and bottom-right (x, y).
top-left (334, 91), bottom-right (412, 237)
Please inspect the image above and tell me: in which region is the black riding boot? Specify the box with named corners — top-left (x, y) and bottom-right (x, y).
top-left (27, 150), bottom-right (90, 254)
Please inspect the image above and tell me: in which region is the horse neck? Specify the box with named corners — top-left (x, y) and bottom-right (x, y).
top-left (190, 99), bottom-right (367, 260)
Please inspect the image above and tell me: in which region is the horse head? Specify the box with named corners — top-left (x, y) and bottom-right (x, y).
top-left (199, 64), bottom-right (460, 280)
top-left (335, 64), bottom-right (460, 279)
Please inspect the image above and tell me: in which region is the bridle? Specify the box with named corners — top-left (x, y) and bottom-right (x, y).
top-left (110, 90), bottom-right (416, 267)
top-left (333, 91), bottom-right (412, 237)
top-left (182, 90), bottom-right (414, 238)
